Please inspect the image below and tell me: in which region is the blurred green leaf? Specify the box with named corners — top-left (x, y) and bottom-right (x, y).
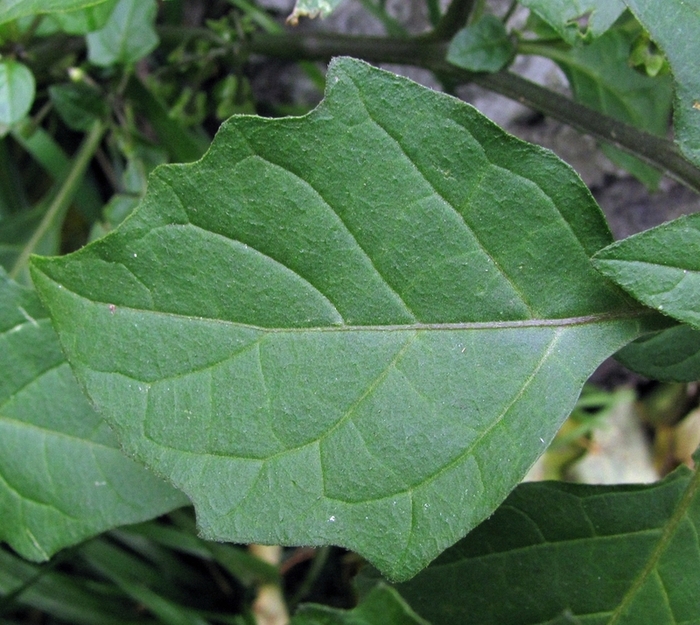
top-left (0, 60), bottom-right (34, 127)
top-left (0, 0), bottom-right (111, 26)
top-left (519, 0), bottom-right (625, 43)
top-left (624, 0), bottom-right (700, 167)
top-left (30, 58), bottom-right (665, 581)
top-left (87, 0), bottom-right (158, 67)
top-left (0, 269), bottom-right (188, 562)
top-left (293, 585), bottom-right (430, 625)
top-left (49, 82), bottom-right (108, 131)
top-left (594, 213), bottom-right (700, 329)
top-left (361, 462), bottom-right (700, 624)
top-left (447, 15), bottom-right (515, 73)
top-left (49, 0), bottom-right (118, 34)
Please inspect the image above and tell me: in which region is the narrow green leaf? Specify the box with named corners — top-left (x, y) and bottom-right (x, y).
top-left (447, 15), bottom-right (515, 73)
top-left (548, 25), bottom-right (672, 188)
top-left (616, 324), bottom-right (700, 382)
top-left (0, 60), bottom-right (34, 126)
top-left (0, 268), bottom-right (188, 562)
top-left (288, 0), bottom-right (343, 24)
top-left (86, 0), bottom-right (158, 67)
top-left (623, 0), bottom-right (700, 167)
top-left (361, 463), bottom-right (700, 624)
top-left (0, 548), bottom-right (144, 625)
top-left (593, 213), bottom-right (700, 330)
top-left (293, 584), bottom-right (430, 625)
top-left (519, 0), bottom-right (625, 43)
top-left (0, 0), bottom-right (110, 26)
top-left (30, 58), bottom-right (664, 581)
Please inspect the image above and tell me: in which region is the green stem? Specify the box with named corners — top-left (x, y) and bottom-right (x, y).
top-left (428, 0), bottom-right (477, 41)
top-left (246, 32), bottom-right (700, 194)
top-left (9, 120), bottom-right (106, 280)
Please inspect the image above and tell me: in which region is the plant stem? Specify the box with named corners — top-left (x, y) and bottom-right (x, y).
top-left (428, 0), bottom-right (478, 41)
top-left (246, 32), bottom-right (700, 194)
top-left (9, 120), bottom-right (106, 280)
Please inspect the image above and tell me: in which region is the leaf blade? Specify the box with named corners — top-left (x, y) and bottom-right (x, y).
top-left (593, 213), bottom-right (700, 330)
top-left (30, 58), bottom-right (663, 580)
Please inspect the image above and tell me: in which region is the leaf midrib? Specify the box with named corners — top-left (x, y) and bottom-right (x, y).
top-left (39, 270), bottom-right (652, 332)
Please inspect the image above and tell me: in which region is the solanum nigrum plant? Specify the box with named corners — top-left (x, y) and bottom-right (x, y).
top-left (1, 1), bottom-right (699, 623)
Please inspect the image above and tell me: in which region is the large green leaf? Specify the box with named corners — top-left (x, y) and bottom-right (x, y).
top-left (0, 269), bottom-right (188, 561)
top-left (594, 213), bottom-right (700, 330)
top-left (550, 24), bottom-right (672, 188)
top-left (0, 0), bottom-right (110, 25)
top-left (293, 585), bottom-right (430, 625)
top-left (519, 0), bottom-right (625, 43)
top-left (623, 0), bottom-right (700, 167)
top-left (86, 0), bottom-right (158, 67)
top-left (360, 455), bottom-right (700, 624)
top-left (30, 58), bottom-right (664, 581)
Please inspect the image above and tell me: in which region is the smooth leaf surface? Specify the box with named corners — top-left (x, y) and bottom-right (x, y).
top-left (551, 24), bottom-right (672, 188)
top-left (0, 269), bottom-right (188, 562)
top-left (624, 0), bottom-right (700, 167)
top-left (30, 58), bottom-right (663, 581)
top-left (519, 0), bottom-right (625, 43)
top-left (86, 0), bottom-right (158, 67)
top-left (0, 0), bottom-right (109, 25)
top-left (594, 213), bottom-right (700, 330)
top-left (293, 585), bottom-right (430, 625)
top-left (360, 458), bottom-right (700, 624)
top-left (447, 15), bottom-right (514, 73)
top-left (616, 325), bottom-right (700, 382)
top-left (0, 60), bottom-right (34, 126)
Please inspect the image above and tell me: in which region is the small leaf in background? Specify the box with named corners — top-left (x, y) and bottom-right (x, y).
top-left (0, 269), bottom-right (188, 562)
top-left (447, 15), bottom-right (514, 73)
top-left (594, 213), bottom-right (700, 330)
top-left (550, 22), bottom-right (672, 189)
top-left (616, 325), bottom-right (700, 382)
top-left (51, 0), bottom-right (118, 34)
top-left (293, 585), bottom-right (430, 625)
top-left (628, 30), bottom-right (668, 78)
top-left (359, 460), bottom-right (700, 624)
top-left (624, 0), bottom-right (700, 168)
top-left (0, 0), bottom-right (111, 25)
top-left (49, 82), bottom-right (108, 131)
top-left (519, 0), bottom-right (625, 43)
top-left (87, 0), bottom-right (159, 67)
top-left (0, 60), bottom-right (35, 127)
top-left (287, 0), bottom-right (343, 25)
top-left (30, 58), bottom-right (665, 581)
